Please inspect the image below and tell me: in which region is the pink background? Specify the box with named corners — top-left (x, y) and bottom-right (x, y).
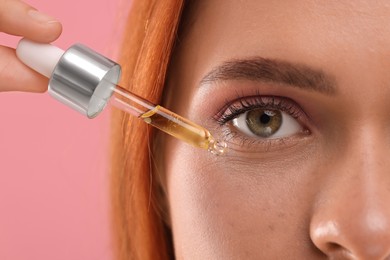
top-left (0, 0), bottom-right (129, 259)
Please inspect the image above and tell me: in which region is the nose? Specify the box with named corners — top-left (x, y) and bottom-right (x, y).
top-left (310, 130), bottom-right (390, 259)
top-left (311, 209), bottom-right (390, 259)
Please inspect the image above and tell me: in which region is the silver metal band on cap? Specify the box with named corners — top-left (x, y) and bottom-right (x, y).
top-left (48, 44), bottom-right (121, 118)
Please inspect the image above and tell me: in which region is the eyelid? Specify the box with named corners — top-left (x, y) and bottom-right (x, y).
top-left (214, 95), bottom-right (307, 125)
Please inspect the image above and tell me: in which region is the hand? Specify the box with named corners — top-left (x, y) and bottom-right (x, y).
top-left (0, 0), bottom-right (62, 92)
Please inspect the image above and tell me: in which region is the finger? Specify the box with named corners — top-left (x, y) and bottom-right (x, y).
top-left (0, 0), bottom-right (62, 43)
top-left (0, 46), bottom-right (48, 92)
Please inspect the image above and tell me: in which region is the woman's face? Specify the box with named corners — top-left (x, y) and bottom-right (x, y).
top-left (160, 0), bottom-right (390, 258)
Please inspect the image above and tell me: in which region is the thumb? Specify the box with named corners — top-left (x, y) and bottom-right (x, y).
top-left (0, 46), bottom-right (48, 93)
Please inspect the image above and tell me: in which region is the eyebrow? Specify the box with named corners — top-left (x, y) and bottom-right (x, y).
top-left (199, 57), bottom-right (336, 95)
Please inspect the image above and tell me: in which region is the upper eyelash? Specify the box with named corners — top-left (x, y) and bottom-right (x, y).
top-left (214, 95), bottom-right (305, 125)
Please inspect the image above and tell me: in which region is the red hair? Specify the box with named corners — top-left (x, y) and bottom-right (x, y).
top-left (110, 1), bottom-right (184, 259)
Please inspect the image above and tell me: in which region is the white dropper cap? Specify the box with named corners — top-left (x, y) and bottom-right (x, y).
top-left (16, 38), bottom-right (121, 118)
top-left (16, 38), bottom-right (64, 78)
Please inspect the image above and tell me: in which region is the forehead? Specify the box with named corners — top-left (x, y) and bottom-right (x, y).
top-left (182, 0), bottom-right (390, 60)
top-left (170, 0), bottom-right (390, 106)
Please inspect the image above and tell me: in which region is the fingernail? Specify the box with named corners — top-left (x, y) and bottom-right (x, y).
top-left (28, 9), bottom-right (59, 24)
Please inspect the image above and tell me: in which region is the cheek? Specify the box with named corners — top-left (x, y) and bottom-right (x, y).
top-left (163, 136), bottom-right (320, 258)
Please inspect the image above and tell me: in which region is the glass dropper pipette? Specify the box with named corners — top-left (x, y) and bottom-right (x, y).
top-left (106, 84), bottom-right (227, 155)
top-left (16, 38), bottom-right (227, 155)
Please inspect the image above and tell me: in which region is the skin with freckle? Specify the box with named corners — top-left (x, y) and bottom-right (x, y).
top-left (156, 0), bottom-right (390, 259)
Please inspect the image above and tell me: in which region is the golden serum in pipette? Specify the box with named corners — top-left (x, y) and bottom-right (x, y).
top-left (111, 86), bottom-right (228, 155)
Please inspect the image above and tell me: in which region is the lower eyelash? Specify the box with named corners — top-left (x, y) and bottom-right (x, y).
top-left (220, 126), bottom-right (305, 152)
top-left (214, 95), bottom-right (305, 125)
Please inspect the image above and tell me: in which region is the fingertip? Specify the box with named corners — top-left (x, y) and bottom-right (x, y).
top-left (33, 21), bottom-right (63, 43)
top-left (25, 73), bottom-right (49, 93)
top-left (0, 47), bottom-right (49, 93)
top-left (8, 67), bottom-right (49, 93)
top-left (51, 21), bottom-right (63, 40)
top-left (25, 8), bottom-right (63, 43)
top-left (0, 0), bottom-right (63, 43)
top-left (13, 60), bottom-right (49, 93)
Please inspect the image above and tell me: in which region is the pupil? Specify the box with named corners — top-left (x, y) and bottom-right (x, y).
top-left (260, 113), bottom-right (271, 124)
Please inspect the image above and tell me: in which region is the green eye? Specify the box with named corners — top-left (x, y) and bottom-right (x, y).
top-left (232, 108), bottom-right (303, 139)
top-left (246, 109), bottom-right (282, 137)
